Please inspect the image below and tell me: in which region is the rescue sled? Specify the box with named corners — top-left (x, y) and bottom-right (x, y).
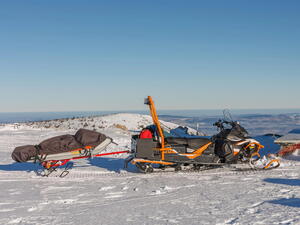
top-left (126, 96), bottom-right (280, 173)
top-left (12, 128), bottom-right (129, 177)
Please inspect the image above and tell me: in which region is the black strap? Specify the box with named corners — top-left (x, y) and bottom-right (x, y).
top-left (79, 147), bottom-right (93, 157)
top-left (34, 145), bottom-right (47, 163)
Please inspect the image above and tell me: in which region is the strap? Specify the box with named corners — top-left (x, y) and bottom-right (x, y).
top-left (34, 145), bottom-right (47, 164)
top-left (79, 147), bottom-right (93, 157)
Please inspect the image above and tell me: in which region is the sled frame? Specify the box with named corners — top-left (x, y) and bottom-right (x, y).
top-left (39, 150), bottom-right (129, 177)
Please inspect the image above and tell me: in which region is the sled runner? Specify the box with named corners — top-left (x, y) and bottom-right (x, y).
top-left (126, 96), bottom-right (280, 173)
top-left (12, 128), bottom-right (129, 177)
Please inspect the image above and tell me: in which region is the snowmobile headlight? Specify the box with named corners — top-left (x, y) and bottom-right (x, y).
top-left (249, 144), bottom-right (256, 149)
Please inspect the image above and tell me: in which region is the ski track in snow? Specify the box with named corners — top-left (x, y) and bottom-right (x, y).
top-left (0, 113), bottom-right (300, 225)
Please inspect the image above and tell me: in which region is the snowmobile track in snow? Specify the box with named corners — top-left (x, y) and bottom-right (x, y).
top-left (63, 167), bottom-right (294, 180)
top-left (0, 165), bottom-right (291, 181)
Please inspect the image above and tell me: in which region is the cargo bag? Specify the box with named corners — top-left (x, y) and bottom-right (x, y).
top-left (12, 129), bottom-right (110, 162)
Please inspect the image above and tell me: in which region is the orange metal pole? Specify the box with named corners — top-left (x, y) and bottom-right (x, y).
top-left (147, 96), bottom-right (165, 149)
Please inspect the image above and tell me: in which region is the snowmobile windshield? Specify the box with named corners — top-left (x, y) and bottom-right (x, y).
top-left (213, 110), bottom-right (249, 141)
top-left (223, 109), bottom-right (233, 124)
top-left (227, 122), bottom-right (249, 140)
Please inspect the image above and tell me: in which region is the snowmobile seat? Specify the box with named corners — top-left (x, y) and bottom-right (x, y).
top-left (171, 144), bottom-right (187, 153)
top-left (135, 139), bottom-right (160, 160)
top-left (165, 137), bottom-right (211, 150)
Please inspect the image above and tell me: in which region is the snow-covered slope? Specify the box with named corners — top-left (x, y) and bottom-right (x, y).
top-left (17, 113), bottom-right (180, 131)
top-left (3, 113), bottom-right (199, 155)
top-left (0, 114), bottom-right (300, 225)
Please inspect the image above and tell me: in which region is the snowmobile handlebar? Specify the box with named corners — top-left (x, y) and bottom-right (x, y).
top-left (213, 120), bottom-right (234, 129)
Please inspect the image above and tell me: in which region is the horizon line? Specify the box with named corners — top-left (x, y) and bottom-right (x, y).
top-left (1, 108), bottom-right (300, 114)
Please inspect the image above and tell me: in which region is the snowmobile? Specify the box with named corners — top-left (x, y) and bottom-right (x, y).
top-left (126, 96), bottom-right (280, 173)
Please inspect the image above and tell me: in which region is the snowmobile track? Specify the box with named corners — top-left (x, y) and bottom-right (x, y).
top-left (30, 166), bottom-right (293, 180)
top-left (0, 163), bottom-right (291, 180)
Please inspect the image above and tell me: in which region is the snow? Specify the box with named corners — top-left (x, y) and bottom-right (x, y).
top-left (0, 113), bottom-right (300, 225)
top-left (276, 133), bottom-right (300, 144)
top-left (14, 113), bottom-right (180, 132)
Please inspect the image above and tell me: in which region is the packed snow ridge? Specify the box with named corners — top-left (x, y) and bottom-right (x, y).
top-left (12, 113), bottom-right (179, 131)
top-left (2, 113), bottom-right (199, 137)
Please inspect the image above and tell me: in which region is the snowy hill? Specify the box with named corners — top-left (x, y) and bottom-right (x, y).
top-left (16, 113), bottom-right (168, 130)
top-left (14, 112), bottom-right (200, 135)
top-left (1, 113), bottom-right (198, 155)
top-left (0, 113), bottom-right (300, 225)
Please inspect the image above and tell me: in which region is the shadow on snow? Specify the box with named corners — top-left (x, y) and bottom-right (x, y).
top-left (264, 178), bottom-right (300, 186)
top-left (264, 178), bottom-right (300, 208)
top-left (268, 198), bottom-right (300, 208)
top-left (0, 162), bottom-right (40, 172)
top-left (0, 157), bottom-right (137, 173)
top-left (87, 157), bottom-right (137, 173)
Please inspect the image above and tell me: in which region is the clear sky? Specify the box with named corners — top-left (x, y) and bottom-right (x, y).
top-left (1, 0), bottom-right (299, 112)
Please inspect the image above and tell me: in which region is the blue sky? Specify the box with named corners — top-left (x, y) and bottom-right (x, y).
top-left (1, 0), bottom-right (299, 112)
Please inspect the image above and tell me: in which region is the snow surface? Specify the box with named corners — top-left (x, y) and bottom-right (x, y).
top-left (276, 133), bottom-right (300, 144)
top-left (0, 113), bottom-right (300, 225)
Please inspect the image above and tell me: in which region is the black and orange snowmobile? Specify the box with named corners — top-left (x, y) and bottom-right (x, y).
top-left (126, 96), bottom-right (280, 173)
